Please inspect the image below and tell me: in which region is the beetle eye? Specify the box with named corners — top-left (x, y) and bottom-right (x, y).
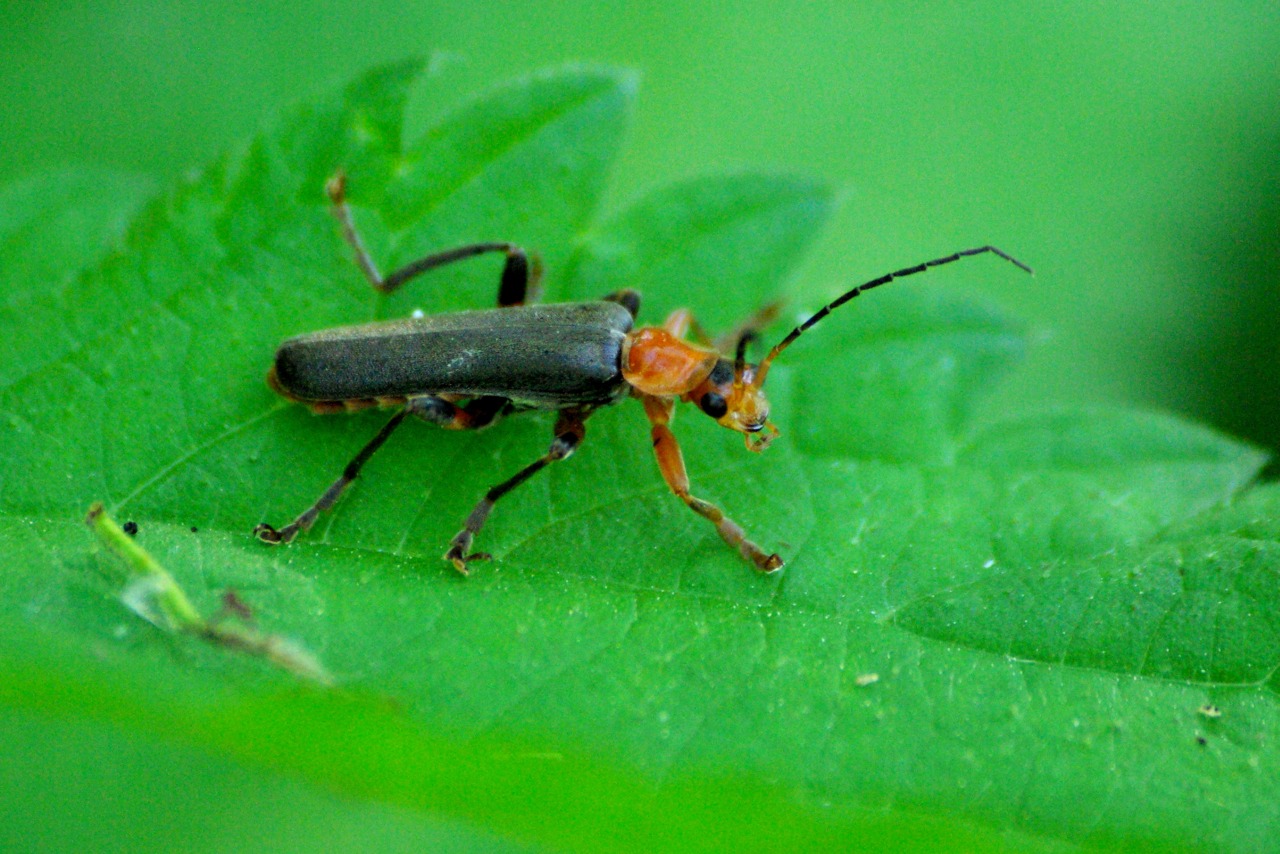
top-left (699, 392), bottom-right (728, 419)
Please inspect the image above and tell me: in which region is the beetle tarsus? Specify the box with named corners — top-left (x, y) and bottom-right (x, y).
top-left (444, 543), bottom-right (492, 575)
top-left (253, 522), bottom-right (293, 544)
top-left (688, 492), bottom-right (784, 573)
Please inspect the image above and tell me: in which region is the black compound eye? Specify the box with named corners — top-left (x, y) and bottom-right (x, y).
top-left (699, 392), bottom-right (728, 419)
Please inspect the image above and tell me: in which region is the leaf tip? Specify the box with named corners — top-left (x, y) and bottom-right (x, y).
top-left (533, 62), bottom-right (641, 103)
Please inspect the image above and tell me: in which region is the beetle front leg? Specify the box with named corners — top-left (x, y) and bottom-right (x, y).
top-left (639, 395), bottom-right (782, 572)
top-left (444, 411), bottom-right (590, 574)
top-left (326, 172), bottom-right (542, 306)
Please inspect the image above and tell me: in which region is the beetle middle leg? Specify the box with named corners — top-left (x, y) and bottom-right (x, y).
top-left (408, 394), bottom-right (510, 431)
top-left (326, 172), bottom-right (542, 306)
top-left (444, 410), bottom-right (590, 574)
top-left (639, 394), bottom-right (783, 572)
top-left (255, 395), bottom-right (509, 546)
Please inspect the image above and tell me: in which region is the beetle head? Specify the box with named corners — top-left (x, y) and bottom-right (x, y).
top-left (686, 340), bottom-right (779, 453)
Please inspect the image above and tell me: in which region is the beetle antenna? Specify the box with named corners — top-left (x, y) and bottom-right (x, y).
top-left (751, 245), bottom-right (1032, 388)
top-left (733, 331), bottom-right (755, 389)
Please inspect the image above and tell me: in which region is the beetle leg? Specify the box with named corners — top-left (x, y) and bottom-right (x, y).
top-left (326, 172), bottom-right (542, 306)
top-left (406, 395), bottom-right (509, 430)
top-left (444, 410), bottom-right (590, 574)
top-left (600, 289), bottom-right (641, 320)
top-left (659, 303), bottom-right (782, 351)
top-left (256, 396), bottom-right (514, 548)
top-left (254, 408), bottom-right (411, 545)
top-left (639, 394), bottom-right (783, 572)
top-left (714, 302), bottom-right (783, 353)
top-left (660, 308), bottom-right (716, 346)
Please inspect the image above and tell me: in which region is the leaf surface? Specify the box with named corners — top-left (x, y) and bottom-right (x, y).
top-left (0, 64), bottom-right (1275, 852)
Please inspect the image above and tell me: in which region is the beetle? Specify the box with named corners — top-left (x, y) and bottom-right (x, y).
top-left (254, 173), bottom-right (1031, 573)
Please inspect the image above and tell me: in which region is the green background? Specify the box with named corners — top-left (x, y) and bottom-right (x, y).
top-left (3, 1), bottom-right (1278, 453)
top-left (2, 4), bottom-right (1279, 853)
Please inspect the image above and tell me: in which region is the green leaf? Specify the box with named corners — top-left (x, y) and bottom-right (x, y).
top-left (1, 63), bottom-right (1276, 851)
top-left (787, 285), bottom-right (1027, 464)
top-left (561, 171), bottom-right (834, 325)
top-left (0, 166), bottom-right (155, 389)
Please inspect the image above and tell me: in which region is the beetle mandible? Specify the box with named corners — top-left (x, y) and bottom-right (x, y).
top-left (254, 173), bottom-right (1031, 573)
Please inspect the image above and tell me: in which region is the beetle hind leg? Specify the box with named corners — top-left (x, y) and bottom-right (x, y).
top-left (326, 172), bottom-right (542, 306)
top-left (254, 408), bottom-right (411, 545)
